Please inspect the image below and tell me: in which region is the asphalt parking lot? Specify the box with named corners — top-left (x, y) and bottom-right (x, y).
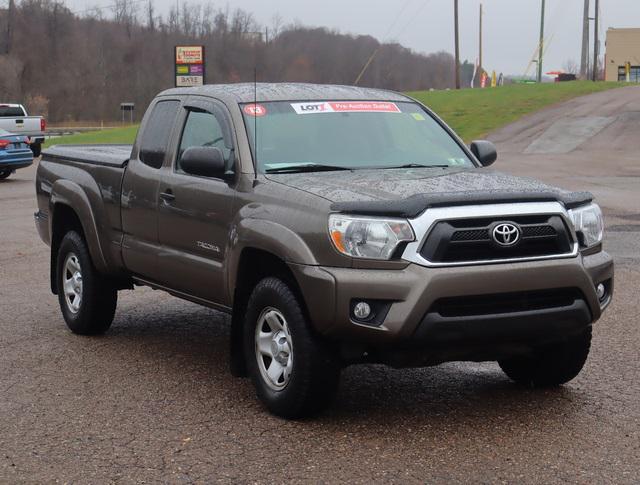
top-left (1, 87), bottom-right (639, 483)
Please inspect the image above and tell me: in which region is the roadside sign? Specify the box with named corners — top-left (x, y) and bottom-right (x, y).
top-left (175, 45), bottom-right (205, 87)
top-left (120, 102), bottom-right (134, 124)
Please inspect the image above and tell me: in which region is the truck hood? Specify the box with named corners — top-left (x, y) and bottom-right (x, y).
top-left (265, 167), bottom-right (593, 218)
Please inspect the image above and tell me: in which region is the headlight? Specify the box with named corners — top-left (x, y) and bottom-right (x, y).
top-left (328, 214), bottom-right (415, 260)
top-left (568, 203), bottom-right (604, 248)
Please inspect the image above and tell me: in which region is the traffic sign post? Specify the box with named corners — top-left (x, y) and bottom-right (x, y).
top-left (120, 103), bottom-right (134, 124)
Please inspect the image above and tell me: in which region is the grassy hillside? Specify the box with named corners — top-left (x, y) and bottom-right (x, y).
top-left (45, 82), bottom-right (626, 147)
top-left (408, 81), bottom-right (625, 141)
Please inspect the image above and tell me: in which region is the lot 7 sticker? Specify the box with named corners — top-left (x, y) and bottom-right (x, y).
top-left (291, 102), bottom-right (333, 114)
top-left (291, 101), bottom-right (400, 114)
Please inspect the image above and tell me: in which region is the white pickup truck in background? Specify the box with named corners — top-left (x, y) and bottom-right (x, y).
top-left (0, 104), bottom-right (46, 156)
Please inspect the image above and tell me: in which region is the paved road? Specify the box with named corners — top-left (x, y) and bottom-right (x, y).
top-left (1, 87), bottom-right (639, 483)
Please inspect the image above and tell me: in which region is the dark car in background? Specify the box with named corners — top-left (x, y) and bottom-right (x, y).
top-left (0, 129), bottom-right (34, 180)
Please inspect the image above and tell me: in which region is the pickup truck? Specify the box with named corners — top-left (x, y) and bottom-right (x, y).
top-left (0, 103), bottom-right (46, 156)
top-left (35, 83), bottom-right (614, 418)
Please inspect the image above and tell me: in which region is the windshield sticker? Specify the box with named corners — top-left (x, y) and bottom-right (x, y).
top-left (243, 104), bottom-right (268, 117)
top-left (411, 113), bottom-right (426, 121)
top-left (290, 101), bottom-right (401, 115)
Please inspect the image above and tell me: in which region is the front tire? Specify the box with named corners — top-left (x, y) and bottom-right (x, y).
top-left (56, 231), bottom-right (117, 335)
top-left (499, 327), bottom-right (592, 387)
top-left (0, 170), bottom-right (11, 180)
top-left (244, 277), bottom-right (340, 418)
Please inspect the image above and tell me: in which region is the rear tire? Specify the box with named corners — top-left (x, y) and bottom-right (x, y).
top-left (499, 327), bottom-right (592, 387)
top-left (56, 231), bottom-right (117, 335)
top-left (31, 143), bottom-right (42, 157)
top-left (244, 277), bottom-right (340, 418)
top-left (0, 170), bottom-right (11, 180)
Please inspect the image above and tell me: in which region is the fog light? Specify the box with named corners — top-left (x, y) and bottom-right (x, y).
top-left (353, 301), bottom-right (372, 320)
top-left (596, 283), bottom-right (606, 301)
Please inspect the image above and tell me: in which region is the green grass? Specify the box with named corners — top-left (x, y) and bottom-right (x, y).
top-left (43, 125), bottom-right (139, 148)
top-left (408, 81), bottom-right (627, 141)
top-left (45, 81), bottom-right (627, 146)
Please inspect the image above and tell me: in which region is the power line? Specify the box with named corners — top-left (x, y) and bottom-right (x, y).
top-left (354, 0), bottom-right (430, 85)
top-left (381, 0), bottom-right (413, 41)
top-left (395, 0), bottom-right (431, 40)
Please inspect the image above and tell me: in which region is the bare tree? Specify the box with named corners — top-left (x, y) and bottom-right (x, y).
top-left (4, 0), bottom-right (15, 54)
top-left (146, 0), bottom-right (155, 32)
top-left (2, 1), bottom-right (461, 122)
top-left (562, 59), bottom-right (579, 75)
top-left (270, 13), bottom-right (284, 38)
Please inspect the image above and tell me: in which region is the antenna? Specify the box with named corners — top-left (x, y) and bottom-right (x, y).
top-left (253, 68), bottom-right (258, 181)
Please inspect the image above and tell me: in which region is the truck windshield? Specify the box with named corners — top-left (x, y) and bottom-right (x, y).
top-left (241, 100), bottom-right (474, 173)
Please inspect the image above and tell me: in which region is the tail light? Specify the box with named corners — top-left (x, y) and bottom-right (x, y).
top-left (0, 139), bottom-right (11, 149)
top-left (40, 118), bottom-right (46, 132)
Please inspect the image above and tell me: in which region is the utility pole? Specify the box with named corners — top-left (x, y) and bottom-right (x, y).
top-left (454, 0), bottom-right (460, 89)
top-left (593, 0), bottom-right (600, 81)
top-left (479, 3), bottom-right (483, 73)
top-left (537, 0), bottom-right (545, 83)
top-left (580, 0), bottom-right (590, 79)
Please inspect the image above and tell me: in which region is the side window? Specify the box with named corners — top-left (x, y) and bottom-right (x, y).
top-left (176, 109), bottom-right (232, 173)
top-left (138, 100), bottom-right (180, 168)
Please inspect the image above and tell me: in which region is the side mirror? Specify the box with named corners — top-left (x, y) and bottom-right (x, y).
top-left (470, 140), bottom-right (498, 167)
top-left (179, 146), bottom-right (226, 178)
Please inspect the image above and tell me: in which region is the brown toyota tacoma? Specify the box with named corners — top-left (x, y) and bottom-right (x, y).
top-left (35, 83), bottom-right (614, 418)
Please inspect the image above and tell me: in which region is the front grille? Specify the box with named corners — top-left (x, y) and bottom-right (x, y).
top-left (432, 288), bottom-right (584, 318)
top-left (522, 225), bottom-right (556, 238)
top-left (451, 228), bottom-right (490, 241)
top-left (420, 214), bottom-right (573, 264)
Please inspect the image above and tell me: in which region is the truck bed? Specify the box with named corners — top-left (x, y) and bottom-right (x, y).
top-left (42, 144), bottom-right (132, 167)
top-left (37, 144), bottom-right (134, 275)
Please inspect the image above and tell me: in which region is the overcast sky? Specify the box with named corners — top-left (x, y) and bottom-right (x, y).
top-left (63, 0), bottom-right (640, 75)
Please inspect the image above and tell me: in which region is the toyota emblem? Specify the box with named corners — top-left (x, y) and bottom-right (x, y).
top-left (492, 223), bottom-right (521, 247)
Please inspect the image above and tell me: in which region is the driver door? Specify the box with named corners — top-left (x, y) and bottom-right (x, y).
top-left (156, 97), bottom-right (236, 306)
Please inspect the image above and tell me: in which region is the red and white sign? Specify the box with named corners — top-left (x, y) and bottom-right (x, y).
top-left (176, 45), bottom-right (204, 64)
top-left (243, 104), bottom-right (268, 117)
top-left (291, 101), bottom-right (400, 115)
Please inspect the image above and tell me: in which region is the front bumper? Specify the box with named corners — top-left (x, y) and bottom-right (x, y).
top-left (290, 251), bottom-right (613, 351)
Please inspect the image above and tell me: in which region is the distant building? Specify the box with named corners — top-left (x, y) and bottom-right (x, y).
top-left (605, 28), bottom-right (640, 82)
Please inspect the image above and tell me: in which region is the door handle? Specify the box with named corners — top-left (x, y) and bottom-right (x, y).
top-left (159, 189), bottom-right (175, 202)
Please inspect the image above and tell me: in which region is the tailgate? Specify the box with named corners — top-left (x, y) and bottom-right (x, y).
top-left (0, 117), bottom-right (43, 136)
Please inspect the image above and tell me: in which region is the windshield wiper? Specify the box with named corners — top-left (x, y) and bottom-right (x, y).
top-left (265, 163), bottom-right (353, 174)
top-left (381, 163), bottom-right (452, 170)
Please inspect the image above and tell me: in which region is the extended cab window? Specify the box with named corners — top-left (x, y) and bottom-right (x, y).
top-left (0, 106), bottom-right (26, 117)
top-left (176, 109), bottom-right (232, 174)
top-left (138, 100), bottom-right (180, 168)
